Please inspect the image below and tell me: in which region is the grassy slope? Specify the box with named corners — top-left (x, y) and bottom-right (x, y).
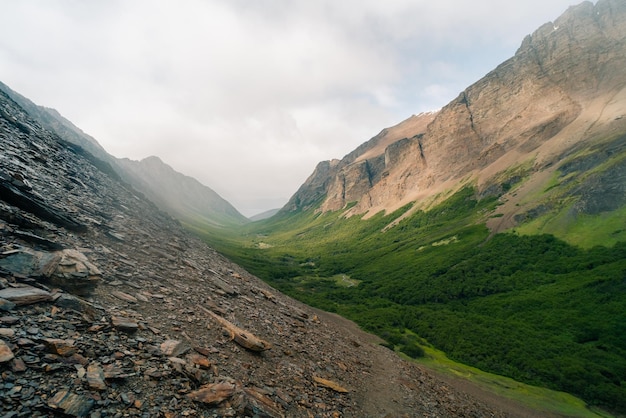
top-left (193, 187), bottom-right (626, 415)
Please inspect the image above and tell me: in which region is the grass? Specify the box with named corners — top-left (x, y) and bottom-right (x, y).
top-left (412, 344), bottom-right (613, 418)
top-left (194, 186), bottom-right (626, 414)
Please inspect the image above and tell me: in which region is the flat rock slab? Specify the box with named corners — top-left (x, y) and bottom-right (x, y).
top-left (0, 285), bottom-right (51, 305)
top-left (48, 390), bottom-right (94, 417)
top-left (111, 316), bottom-right (138, 332)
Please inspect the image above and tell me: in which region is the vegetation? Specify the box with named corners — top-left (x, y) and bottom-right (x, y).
top-left (192, 186), bottom-right (626, 414)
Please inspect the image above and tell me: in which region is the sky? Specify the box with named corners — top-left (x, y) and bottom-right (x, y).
top-left (0, 0), bottom-right (581, 217)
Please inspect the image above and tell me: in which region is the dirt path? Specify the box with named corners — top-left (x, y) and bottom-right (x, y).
top-left (313, 308), bottom-right (562, 418)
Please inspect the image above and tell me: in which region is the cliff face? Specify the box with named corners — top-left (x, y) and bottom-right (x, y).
top-left (286, 0), bottom-right (626, 221)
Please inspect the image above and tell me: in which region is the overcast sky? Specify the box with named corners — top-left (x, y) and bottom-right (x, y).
top-left (0, 0), bottom-right (580, 216)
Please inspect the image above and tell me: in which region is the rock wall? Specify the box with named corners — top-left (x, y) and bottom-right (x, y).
top-left (286, 0), bottom-right (626, 218)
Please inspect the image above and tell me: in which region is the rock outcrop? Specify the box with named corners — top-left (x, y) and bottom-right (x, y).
top-left (0, 85), bottom-right (505, 416)
top-left (285, 0), bottom-right (626, 223)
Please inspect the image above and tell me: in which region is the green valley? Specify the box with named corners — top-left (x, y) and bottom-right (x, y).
top-left (191, 186), bottom-right (626, 415)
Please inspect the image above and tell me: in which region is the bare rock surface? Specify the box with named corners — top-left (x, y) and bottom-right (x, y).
top-left (284, 0), bottom-right (626, 221)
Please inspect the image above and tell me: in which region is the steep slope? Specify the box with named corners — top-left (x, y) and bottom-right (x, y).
top-left (116, 156), bottom-right (248, 226)
top-left (0, 81), bottom-right (247, 227)
top-left (0, 85), bottom-right (510, 417)
top-left (285, 0), bottom-right (626, 238)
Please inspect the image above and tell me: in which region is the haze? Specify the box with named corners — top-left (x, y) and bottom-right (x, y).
top-left (0, 0), bottom-right (578, 216)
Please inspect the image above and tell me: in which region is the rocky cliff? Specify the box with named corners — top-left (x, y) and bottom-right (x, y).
top-left (0, 88), bottom-right (508, 416)
top-left (0, 81), bottom-right (247, 227)
top-left (285, 0), bottom-right (626, 228)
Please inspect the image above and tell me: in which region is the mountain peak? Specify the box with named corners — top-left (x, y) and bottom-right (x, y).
top-left (285, 0), bottom-right (626, 223)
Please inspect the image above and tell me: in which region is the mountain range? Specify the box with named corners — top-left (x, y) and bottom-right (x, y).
top-left (1, 0), bottom-right (626, 415)
top-left (0, 80), bottom-right (247, 227)
top-left (286, 0), bottom-right (626, 247)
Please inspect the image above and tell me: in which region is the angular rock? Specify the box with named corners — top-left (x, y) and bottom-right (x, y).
top-left (42, 338), bottom-right (76, 357)
top-left (0, 328), bottom-right (15, 338)
top-left (47, 249), bottom-right (101, 296)
top-left (0, 285), bottom-right (51, 305)
top-left (55, 293), bottom-right (96, 316)
top-left (47, 390), bottom-right (94, 417)
top-left (14, 229), bottom-right (64, 250)
top-left (313, 376), bottom-right (349, 393)
top-left (187, 380), bottom-right (238, 405)
top-left (102, 363), bottom-right (132, 379)
top-left (244, 386), bottom-right (285, 418)
top-left (0, 339), bottom-right (15, 362)
top-left (111, 316), bottom-right (138, 332)
top-left (160, 339), bottom-right (190, 357)
top-left (111, 290), bottom-right (137, 303)
top-left (86, 363), bottom-right (107, 390)
top-left (187, 352), bottom-right (211, 369)
top-left (0, 297), bottom-right (16, 311)
top-left (11, 357), bottom-right (26, 372)
top-left (199, 305), bottom-right (271, 352)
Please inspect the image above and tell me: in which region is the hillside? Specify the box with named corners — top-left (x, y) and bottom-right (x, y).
top-left (116, 156), bottom-right (248, 227)
top-left (285, 0), bottom-right (626, 247)
top-left (0, 81), bottom-right (247, 227)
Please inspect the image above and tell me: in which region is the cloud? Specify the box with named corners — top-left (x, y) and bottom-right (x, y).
top-left (0, 0), bottom-right (579, 216)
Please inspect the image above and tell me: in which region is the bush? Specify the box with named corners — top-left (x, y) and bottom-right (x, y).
top-left (400, 343), bottom-right (425, 359)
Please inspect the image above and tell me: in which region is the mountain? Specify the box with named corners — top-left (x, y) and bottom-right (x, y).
top-left (116, 156), bottom-right (248, 226)
top-left (249, 208), bottom-right (281, 221)
top-left (0, 76), bottom-right (510, 417)
top-left (0, 81), bottom-right (247, 227)
top-left (285, 0), bottom-right (626, 246)
top-left (199, 0), bottom-right (626, 414)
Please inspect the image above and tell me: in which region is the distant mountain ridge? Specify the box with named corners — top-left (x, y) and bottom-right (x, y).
top-left (116, 156), bottom-right (248, 226)
top-left (285, 0), bottom-right (626, 244)
top-left (0, 81), bottom-right (247, 226)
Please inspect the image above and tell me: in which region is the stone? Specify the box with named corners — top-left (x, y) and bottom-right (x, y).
top-left (0, 285), bottom-right (51, 305)
top-left (86, 363), bottom-right (107, 390)
top-left (199, 305), bottom-right (271, 352)
top-left (244, 386), bottom-right (285, 417)
top-left (55, 293), bottom-right (96, 315)
top-left (111, 316), bottom-right (138, 332)
top-left (0, 298), bottom-right (16, 312)
top-left (10, 357), bottom-right (26, 372)
top-left (47, 249), bottom-right (101, 296)
top-left (0, 316), bottom-right (19, 325)
top-left (187, 380), bottom-right (238, 405)
top-left (0, 328), bottom-right (15, 338)
top-left (0, 339), bottom-right (15, 362)
top-left (42, 338), bottom-right (76, 357)
top-left (313, 376), bottom-right (349, 393)
top-left (111, 290), bottom-right (137, 303)
top-left (47, 390), bottom-right (94, 417)
top-left (160, 339), bottom-right (190, 357)
top-left (187, 352), bottom-right (211, 369)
